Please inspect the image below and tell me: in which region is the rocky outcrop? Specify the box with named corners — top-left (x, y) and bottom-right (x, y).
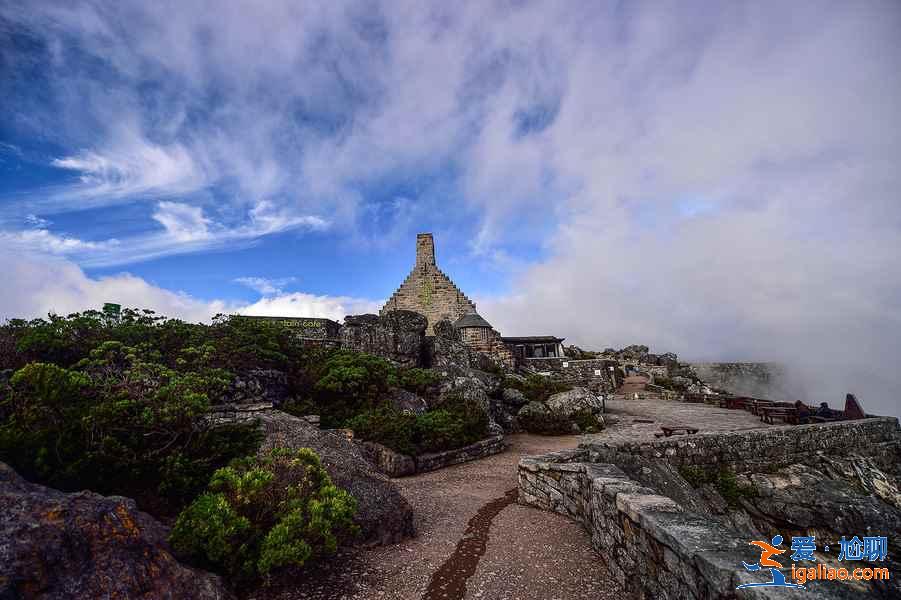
top-left (386, 388), bottom-right (429, 415)
top-left (227, 368), bottom-right (289, 405)
top-left (545, 387), bottom-right (603, 417)
top-left (341, 311), bottom-right (427, 368)
top-left (252, 408), bottom-right (416, 545)
top-left (0, 462), bottom-right (232, 600)
top-left (358, 441), bottom-right (417, 477)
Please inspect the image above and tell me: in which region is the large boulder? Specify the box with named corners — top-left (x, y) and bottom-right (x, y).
top-left (545, 387), bottom-right (603, 417)
top-left (252, 409), bottom-right (415, 545)
top-left (0, 462), bottom-right (232, 600)
top-left (341, 311), bottom-right (427, 368)
top-left (358, 441), bottom-right (417, 477)
top-left (438, 374), bottom-right (505, 435)
top-left (501, 387), bottom-right (527, 409)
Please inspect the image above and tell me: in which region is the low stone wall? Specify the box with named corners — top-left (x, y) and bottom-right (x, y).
top-left (360, 435), bottom-right (508, 477)
top-left (518, 452), bottom-right (777, 599)
top-left (583, 417), bottom-right (900, 473)
top-left (525, 357), bottom-right (615, 391)
top-left (416, 434), bottom-right (507, 473)
top-left (518, 451), bottom-right (848, 599)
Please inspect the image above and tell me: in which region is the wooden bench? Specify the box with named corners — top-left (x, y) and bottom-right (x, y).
top-left (655, 426), bottom-right (700, 438)
top-left (759, 406), bottom-right (798, 424)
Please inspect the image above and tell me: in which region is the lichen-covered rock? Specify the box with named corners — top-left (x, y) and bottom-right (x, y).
top-left (252, 409), bottom-right (415, 545)
top-left (545, 387), bottom-right (603, 417)
top-left (501, 388), bottom-right (527, 409)
top-left (518, 401), bottom-right (549, 419)
top-left (341, 310), bottom-right (427, 368)
top-left (0, 462), bottom-right (232, 600)
top-left (386, 388), bottom-right (429, 415)
top-left (358, 441), bottom-right (417, 477)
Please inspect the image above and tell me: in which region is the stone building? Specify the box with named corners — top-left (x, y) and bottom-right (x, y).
top-left (380, 233), bottom-right (479, 335)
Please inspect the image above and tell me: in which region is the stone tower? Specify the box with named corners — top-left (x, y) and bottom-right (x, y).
top-left (380, 233), bottom-right (477, 334)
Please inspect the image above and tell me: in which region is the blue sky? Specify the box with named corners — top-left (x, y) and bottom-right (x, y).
top-left (1, 1), bottom-right (900, 415)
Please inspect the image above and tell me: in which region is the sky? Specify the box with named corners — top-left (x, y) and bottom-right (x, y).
top-left (1, 1), bottom-right (899, 416)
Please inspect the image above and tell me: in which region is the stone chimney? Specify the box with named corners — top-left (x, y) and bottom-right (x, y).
top-left (415, 233), bottom-right (436, 268)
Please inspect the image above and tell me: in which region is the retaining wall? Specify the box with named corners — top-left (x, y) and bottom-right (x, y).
top-left (525, 357), bottom-right (615, 391)
top-left (361, 435), bottom-right (508, 477)
top-left (583, 417), bottom-right (900, 473)
top-left (518, 452), bottom-right (790, 599)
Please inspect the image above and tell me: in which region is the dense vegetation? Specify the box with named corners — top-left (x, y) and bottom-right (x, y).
top-left (171, 447), bottom-right (357, 584)
top-left (346, 392), bottom-right (489, 455)
top-left (0, 309), bottom-right (487, 507)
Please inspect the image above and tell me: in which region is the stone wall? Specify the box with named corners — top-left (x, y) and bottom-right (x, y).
top-left (360, 435), bottom-right (507, 477)
top-left (380, 233), bottom-right (478, 334)
top-left (583, 417), bottom-right (900, 473)
top-left (518, 452), bottom-right (784, 599)
top-left (525, 357), bottom-right (615, 392)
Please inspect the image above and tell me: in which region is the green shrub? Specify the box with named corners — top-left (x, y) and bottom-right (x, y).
top-left (504, 374), bottom-right (572, 404)
top-left (518, 410), bottom-right (574, 435)
top-left (346, 405), bottom-right (417, 456)
top-left (311, 351), bottom-right (399, 427)
top-left (571, 409), bottom-right (602, 433)
top-left (170, 447), bottom-right (357, 584)
top-left (347, 394), bottom-right (489, 456)
top-left (0, 345), bottom-right (261, 514)
top-left (396, 367), bottom-right (439, 396)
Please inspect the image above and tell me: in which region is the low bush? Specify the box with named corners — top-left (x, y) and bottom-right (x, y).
top-left (170, 447), bottom-right (357, 584)
top-left (571, 408), bottom-right (602, 433)
top-left (0, 343), bottom-right (261, 514)
top-left (504, 374), bottom-right (572, 404)
top-left (518, 410), bottom-right (574, 435)
top-left (347, 393), bottom-right (489, 456)
top-left (346, 405), bottom-right (418, 455)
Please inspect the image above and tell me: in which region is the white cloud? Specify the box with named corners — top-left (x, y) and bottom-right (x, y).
top-left (0, 228), bottom-right (119, 254)
top-left (152, 201), bottom-right (211, 243)
top-left (234, 276), bottom-right (298, 296)
top-left (0, 249), bottom-right (378, 324)
top-left (238, 293), bottom-right (381, 322)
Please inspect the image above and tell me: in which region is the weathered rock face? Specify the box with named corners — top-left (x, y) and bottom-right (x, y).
top-left (341, 311), bottom-right (427, 368)
top-left (0, 462), bottom-right (232, 600)
top-left (545, 387), bottom-right (603, 417)
top-left (358, 441), bottom-right (417, 477)
top-left (386, 388), bottom-right (429, 415)
top-left (501, 388), bottom-right (527, 409)
top-left (227, 368), bottom-right (289, 405)
top-left (437, 372), bottom-right (507, 434)
top-left (252, 409), bottom-right (415, 545)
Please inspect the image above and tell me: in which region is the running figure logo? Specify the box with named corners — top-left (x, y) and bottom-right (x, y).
top-left (736, 535), bottom-right (806, 590)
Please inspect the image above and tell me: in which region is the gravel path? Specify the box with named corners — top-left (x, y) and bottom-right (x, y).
top-left (255, 434), bottom-right (620, 600)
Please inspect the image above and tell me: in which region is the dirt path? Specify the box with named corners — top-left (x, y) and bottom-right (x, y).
top-left (259, 434), bottom-right (619, 600)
